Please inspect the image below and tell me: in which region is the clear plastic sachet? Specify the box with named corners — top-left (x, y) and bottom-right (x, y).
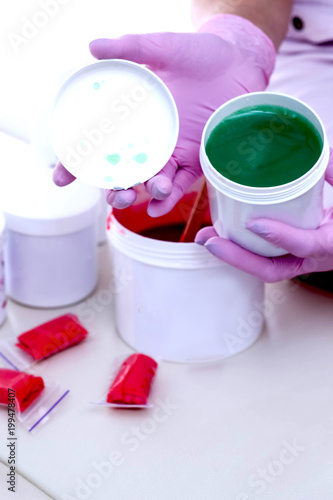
top-left (91, 353), bottom-right (158, 409)
top-left (0, 314), bottom-right (88, 370)
top-left (0, 367), bottom-right (69, 432)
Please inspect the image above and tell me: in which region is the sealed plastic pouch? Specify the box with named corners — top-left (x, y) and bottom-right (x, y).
top-left (0, 367), bottom-right (69, 432)
top-left (91, 353), bottom-right (158, 409)
top-left (0, 314), bottom-right (88, 370)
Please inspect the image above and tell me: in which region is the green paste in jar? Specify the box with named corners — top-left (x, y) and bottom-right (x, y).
top-left (205, 105), bottom-right (323, 187)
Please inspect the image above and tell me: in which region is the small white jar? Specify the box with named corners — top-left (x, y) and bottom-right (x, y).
top-left (200, 92), bottom-right (330, 257)
top-left (0, 213), bottom-right (6, 326)
top-left (2, 169), bottom-right (100, 308)
top-left (109, 198), bottom-right (265, 363)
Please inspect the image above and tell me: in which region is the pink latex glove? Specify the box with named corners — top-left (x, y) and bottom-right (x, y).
top-left (195, 151), bottom-right (333, 283)
top-left (53, 14), bottom-right (275, 217)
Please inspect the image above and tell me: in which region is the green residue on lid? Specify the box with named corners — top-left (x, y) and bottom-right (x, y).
top-left (104, 176), bottom-right (114, 182)
top-left (105, 153), bottom-right (121, 165)
top-left (134, 153), bottom-right (148, 164)
top-left (93, 82), bottom-right (101, 90)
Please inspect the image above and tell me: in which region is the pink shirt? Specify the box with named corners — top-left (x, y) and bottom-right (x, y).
top-left (268, 0), bottom-right (333, 204)
top-left (268, 0), bottom-right (333, 135)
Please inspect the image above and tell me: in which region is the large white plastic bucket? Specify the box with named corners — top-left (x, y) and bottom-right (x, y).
top-left (109, 194), bottom-right (265, 363)
top-left (200, 92), bottom-right (330, 257)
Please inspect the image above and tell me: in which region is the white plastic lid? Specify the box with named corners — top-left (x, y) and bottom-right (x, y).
top-left (1, 145), bottom-right (101, 236)
top-left (49, 59), bottom-right (179, 190)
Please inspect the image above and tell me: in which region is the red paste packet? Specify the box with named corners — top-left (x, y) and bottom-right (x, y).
top-left (16, 314), bottom-right (88, 361)
top-left (106, 354), bottom-right (158, 406)
top-left (0, 368), bottom-right (70, 432)
top-left (0, 368), bottom-right (44, 413)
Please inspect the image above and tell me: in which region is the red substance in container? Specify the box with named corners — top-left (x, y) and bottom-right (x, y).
top-left (112, 190), bottom-right (211, 242)
top-left (16, 314), bottom-right (88, 361)
top-left (0, 368), bottom-right (44, 413)
top-left (107, 354), bottom-right (158, 405)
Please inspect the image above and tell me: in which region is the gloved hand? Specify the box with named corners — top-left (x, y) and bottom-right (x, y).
top-left (53, 14), bottom-right (275, 217)
top-left (195, 150), bottom-right (333, 283)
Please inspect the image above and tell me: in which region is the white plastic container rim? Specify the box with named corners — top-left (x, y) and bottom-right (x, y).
top-left (110, 213), bottom-right (228, 269)
top-left (200, 92), bottom-right (329, 204)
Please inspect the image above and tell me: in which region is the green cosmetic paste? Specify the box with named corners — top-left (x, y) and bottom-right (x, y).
top-left (205, 105), bottom-right (323, 187)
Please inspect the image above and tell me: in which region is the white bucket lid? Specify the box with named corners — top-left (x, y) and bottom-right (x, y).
top-left (49, 59), bottom-right (179, 190)
top-left (1, 148), bottom-right (101, 236)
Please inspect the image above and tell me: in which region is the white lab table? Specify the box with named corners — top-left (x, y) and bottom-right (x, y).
top-left (1, 241), bottom-right (333, 500)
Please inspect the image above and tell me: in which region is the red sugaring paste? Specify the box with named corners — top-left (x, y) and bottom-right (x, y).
top-left (107, 354), bottom-right (158, 405)
top-left (16, 314), bottom-right (88, 361)
top-left (0, 368), bottom-right (44, 413)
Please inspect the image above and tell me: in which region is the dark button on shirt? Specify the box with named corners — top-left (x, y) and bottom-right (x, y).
top-left (292, 16), bottom-right (304, 30)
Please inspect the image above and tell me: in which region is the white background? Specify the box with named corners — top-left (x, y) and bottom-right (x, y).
top-left (0, 0), bottom-right (192, 141)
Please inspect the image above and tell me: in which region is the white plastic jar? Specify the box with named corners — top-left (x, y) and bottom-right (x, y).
top-left (200, 92), bottom-right (330, 257)
top-left (0, 213), bottom-right (6, 326)
top-left (109, 195), bottom-right (265, 363)
top-left (2, 169), bottom-right (100, 308)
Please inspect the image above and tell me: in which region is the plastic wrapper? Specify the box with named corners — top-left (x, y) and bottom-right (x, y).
top-left (0, 314), bottom-right (88, 370)
top-left (91, 353), bottom-right (158, 409)
top-left (0, 368), bottom-right (69, 432)
top-left (0, 368), bottom-right (44, 412)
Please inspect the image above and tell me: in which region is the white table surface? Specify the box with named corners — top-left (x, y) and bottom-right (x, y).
top-left (1, 241), bottom-right (333, 500)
